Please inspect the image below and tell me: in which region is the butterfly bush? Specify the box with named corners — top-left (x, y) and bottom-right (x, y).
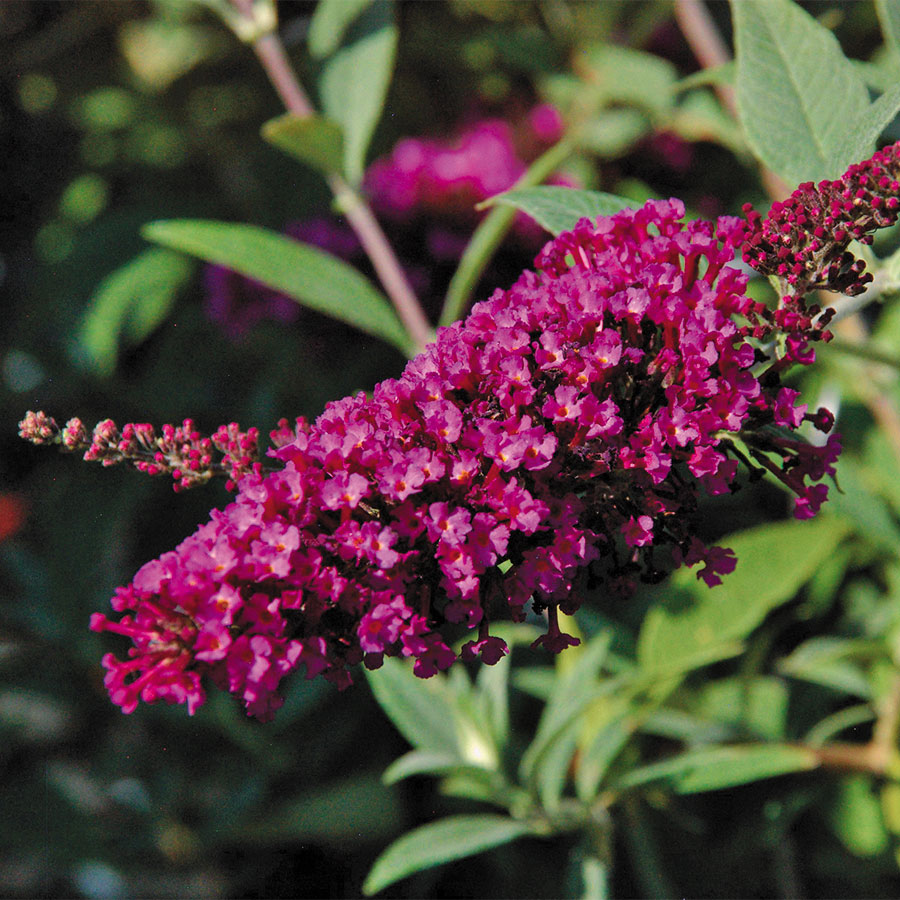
top-left (67, 196), bottom-right (846, 721)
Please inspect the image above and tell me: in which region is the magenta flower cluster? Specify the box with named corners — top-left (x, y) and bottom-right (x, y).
top-left (88, 198), bottom-right (838, 721)
top-left (743, 140), bottom-right (900, 298)
top-left (364, 105), bottom-right (568, 227)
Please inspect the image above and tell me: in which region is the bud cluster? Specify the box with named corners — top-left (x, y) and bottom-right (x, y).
top-left (742, 140), bottom-right (900, 298)
top-left (86, 199), bottom-right (840, 721)
top-left (19, 412), bottom-right (260, 492)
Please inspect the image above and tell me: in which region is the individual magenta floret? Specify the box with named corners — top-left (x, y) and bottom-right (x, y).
top-left (88, 199), bottom-right (839, 721)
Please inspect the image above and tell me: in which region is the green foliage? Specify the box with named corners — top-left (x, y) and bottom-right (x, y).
top-left (483, 186), bottom-right (633, 236)
top-left (637, 516), bottom-right (852, 673)
top-left (74, 248), bottom-right (192, 376)
top-left (318, 0), bottom-right (397, 185)
top-left (364, 815), bottom-right (537, 895)
top-left (732, 0), bottom-right (871, 183)
top-left (261, 113), bottom-right (345, 176)
top-left (142, 219), bottom-right (414, 354)
top-left (308, 0), bottom-right (374, 59)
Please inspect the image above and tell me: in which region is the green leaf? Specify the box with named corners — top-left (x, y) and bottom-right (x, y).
top-left (482, 186), bottom-right (633, 238)
top-left (732, 0), bottom-right (871, 183)
top-left (834, 84), bottom-right (900, 169)
top-left (830, 775), bottom-right (890, 857)
top-left (778, 636), bottom-right (876, 698)
top-left (308, 0), bottom-right (373, 58)
top-left (615, 744), bottom-right (818, 794)
top-left (674, 62), bottom-right (735, 94)
top-left (694, 677), bottom-right (789, 741)
top-left (579, 44), bottom-right (678, 117)
top-left (519, 632), bottom-right (615, 792)
top-left (637, 516), bottom-right (852, 674)
top-left (574, 711), bottom-right (633, 800)
top-left (877, 0), bottom-right (900, 63)
top-left (319, 0), bottom-right (397, 185)
top-left (826, 455), bottom-right (900, 555)
top-left (365, 657), bottom-right (462, 754)
top-left (141, 219), bottom-right (413, 354)
top-left (260, 113), bottom-right (344, 175)
top-left (475, 652), bottom-right (511, 752)
top-left (363, 815), bottom-right (535, 895)
top-left (74, 248), bottom-right (191, 376)
top-left (576, 108), bottom-right (650, 158)
top-left (804, 704), bottom-right (876, 747)
top-left (382, 750), bottom-right (474, 785)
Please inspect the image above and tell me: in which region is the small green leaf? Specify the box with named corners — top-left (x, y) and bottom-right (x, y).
top-left (519, 632), bottom-right (616, 788)
top-left (576, 108), bottom-right (650, 158)
top-left (830, 775), bottom-right (890, 857)
top-left (694, 677), bottom-right (789, 741)
top-left (319, 0), bottom-right (397, 185)
top-left (308, 0), bottom-right (373, 58)
top-left (382, 750), bottom-right (470, 785)
top-left (778, 636), bottom-right (876, 698)
top-left (674, 62), bottom-right (735, 94)
top-left (74, 247), bottom-right (191, 376)
top-left (261, 113), bottom-right (344, 175)
top-left (615, 744), bottom-right (818, 794)
top-left (638, 516), bottom-right (852, 674)
top-left (805, 704), bottom-right (876, 747)
top-left (363, 815), bottom-right (535, 895)
top-left (579, 44), bottom-right (678, 117)
top-left (365, 657), bottom-right (461, 754)
top-left (483, 186), bottom-right (633, 238)
top-left (142, 219), bottom-right (412, 354)
top-left (732, 0), bottom-right (871, 183)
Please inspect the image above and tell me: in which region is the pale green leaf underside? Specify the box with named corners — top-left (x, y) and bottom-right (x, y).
top-left (733, 0), bottom-right (870, 184)
top-left (142, 219), bottom-right (412, 354)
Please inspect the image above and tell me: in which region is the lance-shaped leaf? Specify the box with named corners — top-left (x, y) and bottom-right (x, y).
top-left (637, 516), bottom-right (852, 675)
top-left (74, 248), bottom-right (191, 376)
top-left (319, 0), bottom-right (397, 185)
top-left (142, 219), bottom-right (413, 354)
top-left (732, 0), bottom-right (870, 183)
top-left (308, 0), bottom-right (373, 58)
top-left (363, 815), bottom-right (535, 895)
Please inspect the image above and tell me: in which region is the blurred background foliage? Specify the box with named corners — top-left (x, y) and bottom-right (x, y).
top-left (4, 0), bottom-right (900, 897)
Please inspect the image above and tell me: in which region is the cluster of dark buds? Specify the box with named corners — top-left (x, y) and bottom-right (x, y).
top-left (19, 412), bottom-right (260, 491)
top-left (742, 140), bottom-right (900, 299)
top-left (77, 197), bottom-right (842, 722)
